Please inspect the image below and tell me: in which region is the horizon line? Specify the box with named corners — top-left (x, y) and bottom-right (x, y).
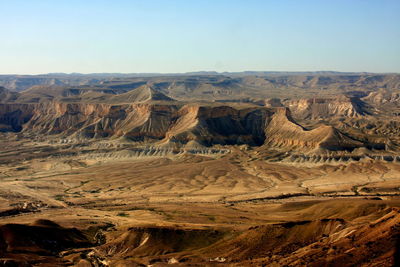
top-left (0, 70), bottom-right (399, 76)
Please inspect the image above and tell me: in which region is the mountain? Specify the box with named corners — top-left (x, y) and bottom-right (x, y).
top-left (264, 108), bottom-right (363, 151)
top-left (0, 102), bottom-right (269, 144)
top-left (1, 73), bottom-right (400, 99)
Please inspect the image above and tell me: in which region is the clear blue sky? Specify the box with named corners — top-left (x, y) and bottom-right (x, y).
top-left (1, 0), bottom-right (399, 74)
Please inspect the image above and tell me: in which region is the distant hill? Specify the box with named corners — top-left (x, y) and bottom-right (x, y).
top-left (0, 87), bottom-right (19, 102)
top-left (1, 72), bottom-right (399, 94)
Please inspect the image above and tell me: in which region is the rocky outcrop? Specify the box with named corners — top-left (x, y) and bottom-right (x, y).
top-left (264, 108), bottom-right (363, 151)
top-left (0, 102), bottom-right (271, 145)
top-left (285, 96), bottom-right (367, 119)
top-left (0, 102), bottom-right (369, 151)
top-left (264, 98), bottom-right (283, 108)
top-left (0, 101), bottom-right (369, 152)
top-left (10, 102), bottom-right (178, 140)
top-left (0, 103), bottom-right (35, 131)
top-left (163, 105), bottom-right (272, 145)
top-left (363, 89), bottom-right (400, 105)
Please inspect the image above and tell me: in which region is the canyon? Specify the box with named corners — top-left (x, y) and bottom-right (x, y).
top-left (1, 73), bottom-right (400, 266)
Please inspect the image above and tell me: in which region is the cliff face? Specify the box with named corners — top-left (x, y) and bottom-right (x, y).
top-left (0, 101), bottom-right (368, 152)
top-left (264, 108), bottom-right (362, 151)
top-left (164, 105), bottom-right (272, 145)
top-left (0, 102), bottom-right (178, 140)
top-left (0, 102), bottom-right (272, 145)
top-left (0, 103), bottom-right (35, 131)
top-left (0, 101), bottom-right (367, 151)
top-left (285, 96), bottom-right (367, 119)
top-left (363, 90), bottom-right (400, 105)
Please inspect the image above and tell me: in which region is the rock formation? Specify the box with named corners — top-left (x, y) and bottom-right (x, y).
top-left (285, 96), bottom-right (367, 119)
top-left (264, 108), bottom-right (363, 151)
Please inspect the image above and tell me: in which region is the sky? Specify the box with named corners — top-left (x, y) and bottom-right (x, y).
top-left (0, 0), bottom-right (399, 74)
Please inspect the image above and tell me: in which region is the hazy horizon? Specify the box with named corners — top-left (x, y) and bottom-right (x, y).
top-left (1, 0), bottom-right (399, 74)
top-left (1, 70), bottom-right (399, 76)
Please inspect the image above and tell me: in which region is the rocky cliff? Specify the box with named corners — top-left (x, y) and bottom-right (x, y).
top-left (0, 99), bottom-right (369, 155)
top-left (264, 108), bottom-right (362, 151)
top-left (0, 102), bottom-right (272, 146)
top-left (284, 96), bottom-right (367, 119)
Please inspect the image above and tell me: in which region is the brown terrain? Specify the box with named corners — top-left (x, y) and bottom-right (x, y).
top-left (0, 72), bottom-right (400, 266)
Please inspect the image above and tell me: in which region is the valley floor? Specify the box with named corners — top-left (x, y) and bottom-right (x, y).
top-left (1, 136), bottom-right (400, 266)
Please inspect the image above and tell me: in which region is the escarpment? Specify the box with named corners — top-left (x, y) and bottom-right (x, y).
top-left (264, 108), bottom-right (363, 151)
top-left (0, 102), bottom-right (273, 146)
top-left (164, 105), bottom-right (272, 145)
top-left (0, 103), bottom-right (35, 132)
top-left (0, 102), bottom-right (179, 140)
top-left (284, 96), bottom-right (367, 119)
top-left (0, 101), bottom-right (392, 155)
top-left (0, 87), bottom-right (398, 159)
top-left (2, 74), bottom-right (400, 267)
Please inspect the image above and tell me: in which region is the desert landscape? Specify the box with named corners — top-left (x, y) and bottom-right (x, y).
top-left (2, 0), bottom-right (400, 265)
top-left (1, 72), bottom-right (400, 266)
